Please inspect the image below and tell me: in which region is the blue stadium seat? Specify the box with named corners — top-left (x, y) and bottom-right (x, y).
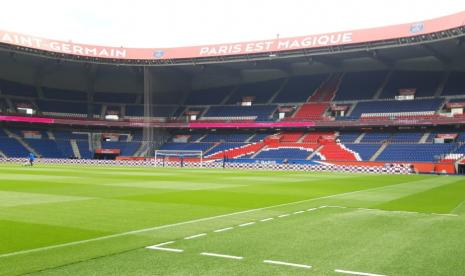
top-left (334, 71), bottom-right (387, 101)
top-left (273, 74), bottom-right (326, 103)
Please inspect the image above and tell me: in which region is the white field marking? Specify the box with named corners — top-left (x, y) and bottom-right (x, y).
top-left (150, 241), bottom-right (175, 247)
top-left (319, 205), bottom-right (328, 208)
top-left (184, 233), bottom-right (207, 240)
top-left (431, 213), bottom-right (458, 217)
top-left (263, 260), bottom-right (312, 269)
top-left (278, 214), bottom-right (290, 218)
top-left (307, 208), bottom-right (318, 211)
top-left (0, 181), bottom-right (416, 259)
top-left (239, 222), bottom-right (256, 227)
top-left (146, 246), bottom-right (183, 253)
top-left (293, 210), bottom-right (305, 214)
top-left (260, 217), bottom-right (274, 222)
top-left (200, 252), bottom-right (243, 260)
top-left (357, 207), bottom-right (457, 217)
top-left (326, 205), bottom-right (347, 208)
top-left (214, 227), bottom-right (233, 233)
top-left (335, 269), bottom-right (386, 276)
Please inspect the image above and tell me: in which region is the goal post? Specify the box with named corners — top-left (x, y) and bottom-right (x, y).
top-left (154, 150), bottom-right (203, 168)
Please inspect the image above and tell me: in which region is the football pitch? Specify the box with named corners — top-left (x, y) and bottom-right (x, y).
top-left (1, 164), bottom-right (465, 275)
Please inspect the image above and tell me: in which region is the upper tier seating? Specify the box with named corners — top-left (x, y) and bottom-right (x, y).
top-left (184, 87), bottom-right (234, 105)
top-left (0, 79), bottom-right (37, 97)
top-left (202, 105), bottom-right (276, 121)
top-left (273, 74), bottom-right (327, 103)
top-left (42, 87), bottom-right (87, 101)
top-left (380, 71), bottom-right (443, 98)
top-left (37, 100), bottom-right (88, 117)
top-left (442, 71), bottom-right (465, 96)
top-left (376, 143), bottom-right (455, 162)
top-left (94, 92), bottom-right (138, 104)
top-left (227, 79), bottom-right (284, 104)
top-left (350, 99), bottom-right (443, 118)
top-left (334, 71), bottom-right (387, 101)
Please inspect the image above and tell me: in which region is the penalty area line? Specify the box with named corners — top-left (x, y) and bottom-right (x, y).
top-left (200, 252), bottom-right (243, 260)
top-left (263, 259), bottom-right (312, 269)
top-left (335, 269), bottom-right (386, 276)
top-left (146, 246), bottom-right (183, 253)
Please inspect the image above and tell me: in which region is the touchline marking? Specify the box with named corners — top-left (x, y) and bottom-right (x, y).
top-left (260, 217), bottom-right (274, 222)
top-left (146, 246), bottom-right (184, 253)
top-left (239, 222), bottom-right (256, 227)
top-left (184, 233), bottom-right (207, 240)
top-left (0, 182), bottom-right (412, 259)
top-left (278, 214), bottom-right (290, 218)
top-left (293, 210), bottom-right (305, 214)
top-left (214, 227), bottom-right (233, 233)
top-left (200, 252), bottom-right (243, 260)
top-left (307, 208), bottom-right (318, 211)
top-left (335, 269), bottom-right (386, 276)
top-left (263, 260), bottom-right (312, 269)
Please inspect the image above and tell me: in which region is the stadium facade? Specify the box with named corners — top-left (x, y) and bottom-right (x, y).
top-left (1, 11), bottom-right (465, 174)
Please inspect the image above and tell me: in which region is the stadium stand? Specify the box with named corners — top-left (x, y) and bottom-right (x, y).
top-left (349, 99), bottom-right (443, 118)
top-left (254, 148), bottom-right (312, 160)
top-left (184, 87), bottom-right (234, 105)
top-left (94, 92), bottom-right (138, 103)
top-left (334, 71), bottom-right (387, 101)
top-left (0, 79), bottom-right (37, 97)
top-left (379, 71), bottom-right (443, 98)
top-left (442, 71), bottom-right (465, 96)
top-left (273, 74), bottom-right (327, 103)
top-left (42, 87), bottom-right (88, 101)
top-left (376, 143), bottom-right (455, 162)
top-left (286, 103), bottom-right (328, 120)
top-left (227, 79), bottom-right (284, 104)
top-left (202, 105), bottom-right (276, 121)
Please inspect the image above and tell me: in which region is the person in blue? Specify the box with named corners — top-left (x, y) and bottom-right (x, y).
top-left (28, 152), bottom-right (35, 166)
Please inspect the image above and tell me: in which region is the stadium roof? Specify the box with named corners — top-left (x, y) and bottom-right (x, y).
top-left (0, 11), bottom-right (465, 66)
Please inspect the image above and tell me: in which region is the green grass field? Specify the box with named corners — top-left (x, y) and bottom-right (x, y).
top-left (1, 164), bottom-right (465, 275)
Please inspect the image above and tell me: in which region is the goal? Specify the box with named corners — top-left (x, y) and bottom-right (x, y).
top-left (154, 150), bottom-right (203, 167)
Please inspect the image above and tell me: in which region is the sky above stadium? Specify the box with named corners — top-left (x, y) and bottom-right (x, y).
top-left (1, 0), bottom-right (465, 48)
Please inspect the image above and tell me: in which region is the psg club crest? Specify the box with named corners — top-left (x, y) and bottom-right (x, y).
top-left (410, 23), bottom-right (424, 34)
top-left (153, 50), bottom-right (165, 58)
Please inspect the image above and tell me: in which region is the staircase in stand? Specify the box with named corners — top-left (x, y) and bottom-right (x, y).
top-left (70, 139), bottom-right (81, 159)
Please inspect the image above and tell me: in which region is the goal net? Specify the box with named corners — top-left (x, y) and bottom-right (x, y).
top-left (154, 150), bottom-right (203, 167)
